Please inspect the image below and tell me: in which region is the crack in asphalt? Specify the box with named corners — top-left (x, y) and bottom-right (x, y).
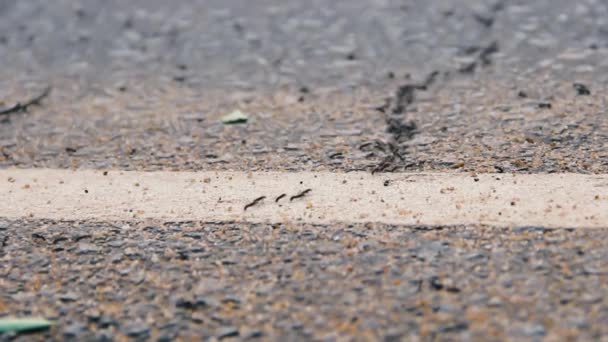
top-left (369, 0), bottom-right (509, 174)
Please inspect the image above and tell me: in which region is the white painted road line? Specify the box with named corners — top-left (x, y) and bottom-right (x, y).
top-left (0, 169), bottom-right (607, 228)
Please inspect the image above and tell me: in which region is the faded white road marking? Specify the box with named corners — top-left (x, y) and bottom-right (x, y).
top-left (1, 169), bottom-right (607, 228)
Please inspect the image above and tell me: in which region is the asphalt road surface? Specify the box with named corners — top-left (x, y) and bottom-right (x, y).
top-left (1, 0), bottom-right (607, 341)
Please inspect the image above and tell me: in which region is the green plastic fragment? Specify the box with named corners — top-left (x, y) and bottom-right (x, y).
top-left (221, 110), bottom-right (248, 124)
top-left (0, 317), bottom-right (53, 333)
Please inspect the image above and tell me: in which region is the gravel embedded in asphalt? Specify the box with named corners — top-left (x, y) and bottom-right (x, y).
top-left (0, 75), bottom-right (606, 174)
top-left (1, 0), bottom-right (608, 86)
top-left (1, 219), bottom-right (607, 340)
top-left (0, 0), bottom-right (607, 174)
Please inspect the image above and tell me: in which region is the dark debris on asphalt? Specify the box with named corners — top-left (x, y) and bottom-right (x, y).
top-left (0, 86), bottom-right (51, 117)
top-left (1, 219), bottom-right (607, 340)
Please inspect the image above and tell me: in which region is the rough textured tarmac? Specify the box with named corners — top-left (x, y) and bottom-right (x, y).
top-left (1, 0), bottom-right (607, 173)
top-left (2, 220), bottom-right (608, 341)
top-left (1, 0), bottom-right (608, 341)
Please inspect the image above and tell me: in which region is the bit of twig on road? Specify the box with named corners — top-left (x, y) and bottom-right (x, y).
top-left (360, 140), bottom-right (403, 159)
top-left (0, 86), bottom-right (52, 116)
top-left (358, 141), bottom-right (374, 150)
top-left (361, 139), bottom-right (407, 174)
top-left (290, 189), bottom-right (311, 202)
top-left (275, 193), bottom-right (286, 202)
top-left (244, 196), bottom-right (266, 211)
top-left (372, 155), bottom-right (396, 175)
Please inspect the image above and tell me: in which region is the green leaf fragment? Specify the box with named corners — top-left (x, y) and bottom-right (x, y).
top-left (0, 317), bottom-right (53, 333)
top-left (221, 110), bottom-right (248, 124)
